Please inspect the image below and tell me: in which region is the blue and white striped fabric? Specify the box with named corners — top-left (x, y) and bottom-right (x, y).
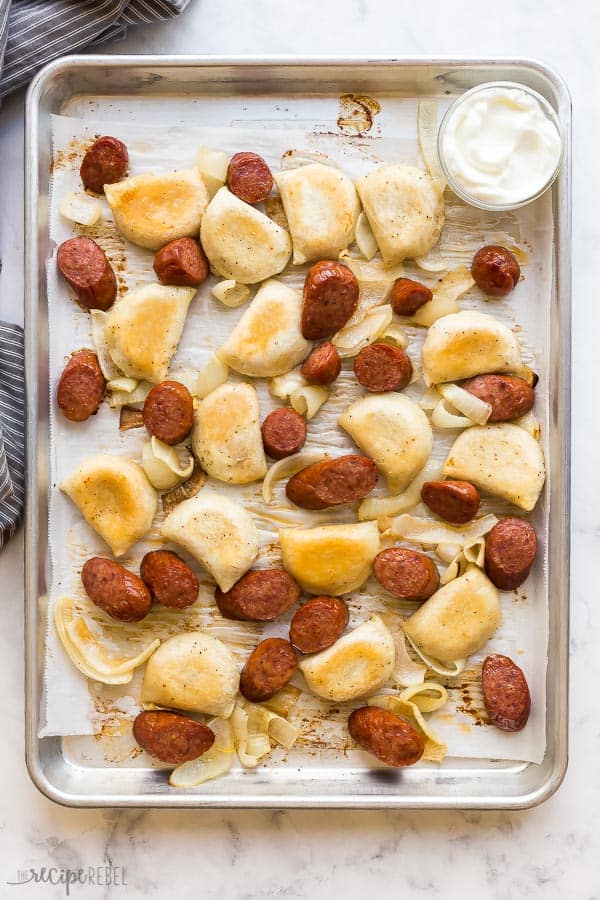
top-left (0, 0), bottom-right (192, 99)
top-left (0, 0), bottom-right (191, 547)
top-left (0, 322), bottom-right (24, 549)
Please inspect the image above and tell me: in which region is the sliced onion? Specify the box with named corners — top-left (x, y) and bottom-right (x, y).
top-left (261, 685), bottom-right (301, 718)
top-left (399, 681), bottom-right (448, 713)
top-left (169, 717), bottom-right (234, 787)
top-left (414, 245), bottom-right (448, 273)
top-left (161, 461), bottom-right (207, 514)
top-left (387, 513), bottom-right (498, 548)
top-left (232, 701), bottom-right (299, 769)
top-left (263, 449), bottom-right (329, 504)
top-left (399, 265), bottom-right (474, 328)
top-left (197, 354), bottom-right (229, 399)
top-left (196, 146), bottom-right (228, 198)
top-left (435, 541), bottom-right (462, 564)
top-left (437, 383), bottom-right (492, 425)
top-left (107, 376), bottom-right (139, 394)
top-left (417, 99), bottom-right (446, 189)
top-left (514, 411), bottom-right (541, 440)
top-left (379, 612), bottom-right (427, 688)
top-left (339, 250), bottom-right (404, 284)
top-left (108, 381), bottom-right (153, 409)
top-left (403, 632), bottom-right (467, 678)
top-left (270, 369), bottom-right (305, 401)
top-left (290, 385), bottom-right (329, 419)
top-left (211, 279), bottom-right (250, 308)
top-left (431, 397), bottom-right (474, 429)
top-left (464, 538), bottom-right (486, 568)
top-left (142, 437), bottom-right (194, 491)
top-left (54, 596), bottom-right (160, 685)
top-left (332, 304), bottom-right (393, 358)
top-left (368, 686), bottom-right (448, 762)
top-left (379, 322), bottom-right (408, 349)
top-left (358, 458), bottom-right (439, 521)
top-left (169, 368), bottom-right (200, 397)
top-left (264, 196), bottom-right (289, 231)
top-left (420, 386), bottom-right (440, 410)
top-left (281, 148), bottom-right (334, 170)
top-left (355, 211), bottom-right (378, 260)
top-left (90, 310), bottom-right (121, 380)
top-left (60, 192), bottom-right (102, 227)
top-left (440, 550), bottom-right (468, 585)
top-left (119, 406), bottom-right (144, 431)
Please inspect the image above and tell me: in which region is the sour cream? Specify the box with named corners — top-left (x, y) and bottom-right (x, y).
top-left (439, 83), bottom-right (562, 208)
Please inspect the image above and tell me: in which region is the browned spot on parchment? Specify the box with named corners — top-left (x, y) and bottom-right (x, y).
top-left (337, 93), bottom-right (381, 135)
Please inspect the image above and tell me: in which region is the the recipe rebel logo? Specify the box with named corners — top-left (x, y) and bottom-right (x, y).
top-left (6, 866), bottom-right (127, 895)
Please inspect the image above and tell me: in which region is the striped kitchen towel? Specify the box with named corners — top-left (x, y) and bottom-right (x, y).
top-left (0, 0), bottom-right (193, 99)
top-left (0, 322), bottom-right (25, 548)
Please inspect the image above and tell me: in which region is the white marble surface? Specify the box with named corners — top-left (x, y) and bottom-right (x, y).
top-left (0, 0), bottom-right (597, 897)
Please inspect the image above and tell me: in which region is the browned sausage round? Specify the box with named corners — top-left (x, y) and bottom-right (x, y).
top-left (482, 654), bottom-right (531, 732)
top-left (239, 638), bottom-right (297, 702)
top-left (140, 549), bottom-right (199, 609)
top-left (373, 548), bottom-right (440, 602)
top-left (390, 277), bottom-right (433, 316)
top-left (300, 341), bottom-right (341, 385)
top-left (353, 342), bottom-right (413, 392)
top-left (461, 374), bottom-right (535, 422)
top-left (421, 480), bottom-right (481, 525)
top-left (80, 136), bottom-right (128, 193)
top-left (142, 381), bottom-right (194, 445)
top-left (81, 557), bottom-right (152, 622)
top-left (227, 152), bottom-right (273, 204)
top-left (56, 349), bottom-right (106, 422)
top-left (286, 455), bottom-right (378, 510)
top-left (215, 569), bottom-right (301, 621)
top-left (471, 245), bottom-right (520, 297)
top-left (289, 596), bottom-right (349, 654)
top-left (261, 408), bottom-right (307, 460)
top-left (57, 237), bottom-right (117, 311)
top-left (133, 710), bottom-right (215, 764)
top-left (302, 261), bottom-right (359, 340)
top-left (484, 517), bottom-right (537, 590)
top-left (153, 237), bottom-right (208, 287)
top-left (348, 706), bottom-right (425, 767)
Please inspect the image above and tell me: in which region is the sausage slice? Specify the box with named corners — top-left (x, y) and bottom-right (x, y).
top-left (239, 638), bottom-right (297, 702)
top-left (373, 548), bottom-right (440, 602)
top-left (300, 341), bottom-right (341, 385)
top-left (133, 711), bottom-right (215, 764)
top-left (57, 237), bottom-right (117, 311)
top-left (140, 550), bottom-right (199, 609)
top-left (286, 455), bottom-right (378, 509)
top-left (302, 261), bottom-right (359, 340)
top-left (56, 349), bottom-right (106, 422)
top-left (153, 237), bottom-right (208, 287)
top-left (348, 706), bottom-right (425, 767)
top-left (81, 557), bottom-right (152, 622)
top-left (484, 517), bottom-right (537, 590)
top-left (390, 277), bottom-right (433, 316)
top-left (142, 381), bottom-right (194, 445)
top-left (215, 569), bottom-right (301, 622)
top-left (289, 596), bottom-right (349, 654)
top-left (421, 480), bottom-right (481, 525)
top-left (80, 135), bottom-right (128, 193)
top-left (227, 152), bottom-right (273, 204)
top-left (482, 654), bottom-right (531, 732)
top-left (471, 245), bottom-right (520, 297)
top-left (461, 374), bottom-right (535, 422)
top-left (261, 408), bottom-right (307, 460)
top-left (353, 342), bottom-right (413, 392)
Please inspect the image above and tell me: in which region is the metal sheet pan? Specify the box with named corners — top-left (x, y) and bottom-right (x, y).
top-left (24, 55), bottom-right (571, 809)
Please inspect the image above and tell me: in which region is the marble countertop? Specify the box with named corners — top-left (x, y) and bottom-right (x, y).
top-left (0, 0), bottom-right (596, 896)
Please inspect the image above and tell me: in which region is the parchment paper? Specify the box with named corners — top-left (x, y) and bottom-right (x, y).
top-left (40, 106), bottom-right (552, 767)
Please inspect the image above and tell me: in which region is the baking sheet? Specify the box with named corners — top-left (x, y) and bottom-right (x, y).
top-left (40, 102), bottom-right (552, 768)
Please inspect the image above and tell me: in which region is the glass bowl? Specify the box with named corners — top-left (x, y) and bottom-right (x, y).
top-left (437, 81), bottom-right (564, 211)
